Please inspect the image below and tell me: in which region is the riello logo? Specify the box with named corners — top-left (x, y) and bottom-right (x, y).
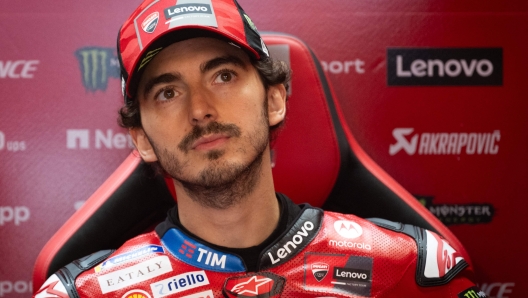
top-left (387, 48), bottom-right (502, 86)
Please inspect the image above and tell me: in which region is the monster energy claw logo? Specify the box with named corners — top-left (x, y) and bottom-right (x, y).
top-left (75, 47), bottom-right (120, 92)
top-left (244, 14), bottom-right (258, 31)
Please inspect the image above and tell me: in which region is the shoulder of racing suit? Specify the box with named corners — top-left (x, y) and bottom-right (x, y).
top-left (34, 207), bottom-right (478, 297)
top-left (367, 217), bottom-right (469, 287)
top-left (34, 249), bottom-right (115, 298)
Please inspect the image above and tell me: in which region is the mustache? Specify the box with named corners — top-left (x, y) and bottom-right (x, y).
top-left (178, 121), bottom-right (241, 152)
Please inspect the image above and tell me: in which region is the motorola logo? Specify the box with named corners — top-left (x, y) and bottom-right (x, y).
top-left (333, 220), bottom-right (363, 239)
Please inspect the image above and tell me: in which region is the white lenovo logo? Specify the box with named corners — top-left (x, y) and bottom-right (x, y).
top-left (267, 221), bottom-right (315, 264)
top-left (396, 55), bottom-right (493, 78)
top-left (333, 220), bottom-right (363, 239)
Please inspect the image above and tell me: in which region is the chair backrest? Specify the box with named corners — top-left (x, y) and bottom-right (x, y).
top-left (32, 33), bottom-right (470, 292)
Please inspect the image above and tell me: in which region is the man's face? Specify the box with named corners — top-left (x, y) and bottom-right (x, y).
top-left (131, 37), bottom-right (283, 208)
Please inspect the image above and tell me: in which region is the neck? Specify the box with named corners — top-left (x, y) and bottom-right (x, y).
top-left (174, 151), bottom-right (280, 248)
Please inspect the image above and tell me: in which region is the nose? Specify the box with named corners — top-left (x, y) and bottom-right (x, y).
top-left (187, 88), bottom-right (217, 125)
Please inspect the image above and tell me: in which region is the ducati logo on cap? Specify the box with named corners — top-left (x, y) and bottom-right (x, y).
top-left (142, 11), bottom-right (159, 33)
top-left (311, 262), bottom-right (329, 282)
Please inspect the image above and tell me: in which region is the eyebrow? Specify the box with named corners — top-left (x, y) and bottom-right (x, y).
top-left (142, 72), bottom-right (182, 99)
top-left (200, 55), bottom-right (247, 73)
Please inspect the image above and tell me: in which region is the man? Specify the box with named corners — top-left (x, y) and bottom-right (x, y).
top-left (35, 0), bottom-right (486, 297)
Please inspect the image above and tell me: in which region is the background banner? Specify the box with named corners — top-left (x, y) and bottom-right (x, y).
top-left (0, 1), bottom-right (525, 297)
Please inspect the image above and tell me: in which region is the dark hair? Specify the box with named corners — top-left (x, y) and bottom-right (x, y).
top-left (118, 57), bottom-right (292, 141)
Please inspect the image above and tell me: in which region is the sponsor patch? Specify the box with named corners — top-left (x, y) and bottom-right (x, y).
top-left (95, 245), bottom-right (165, 272)
top-left (150, 270), bottom-right (209, 298)
top-left (138, 47), bottom-right (163, 71)
top-left (311, 262), bottom-right (329, 282)
top-left (328, 219), bottom-right (371, 251)
top-left (164, 0), bottom-right (218, 29)
top-left (142, 12), bottom-right (159, 33)
top-left (97, 255), bottom-right (173, 294)
top-left (424, 231), bottom-right (464, 278)
top-left (304, 253), bottom-right (373, 297)
top-left (223, 272), bottom-right (286, 298)
top-left (34, 274), bottom-right (68, 298)
top-left (416, 195), bottom-right (495, 226)
top-left (161, 228), bottom-right (245, 272)
top-left (164, 3), bottom-right (212, 19)
top-left (458, 286), bottom-right (487, 298)
top-left (260, 208), bottom-right (323, 269)
top-left (387, 48), bottom-right (503, 86)
top-left (244, 14), bottom-right (258, 32)
top-left (122, 289), bottom-right (152, 298)
top-left (334, 220), bottom-right (363, 239)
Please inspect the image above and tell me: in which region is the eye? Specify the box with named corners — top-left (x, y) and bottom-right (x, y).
top-left (213, 69), bottom-right (237, 84)
top-left (155, 87), bottom-right (178, 102)
top-left (220, 72), bottom-right (232, 82)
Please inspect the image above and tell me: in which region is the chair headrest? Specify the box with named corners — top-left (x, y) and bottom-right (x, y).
top-left (264, 33), bottom-right (342, 208)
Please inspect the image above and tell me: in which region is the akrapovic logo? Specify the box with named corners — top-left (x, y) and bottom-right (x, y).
top-left (164, 3), bottom-right (212, 20)
top-left (389, 128), bottom-right (500, 156)
top-left (387, 48), bottom-right (502, 86)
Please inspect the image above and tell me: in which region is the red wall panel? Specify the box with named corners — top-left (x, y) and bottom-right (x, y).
top-left (0, 1), bottom-right (524, 297)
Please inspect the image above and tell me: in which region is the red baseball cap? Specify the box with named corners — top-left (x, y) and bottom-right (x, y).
top-left (118, 0), bottom-right (270, 103)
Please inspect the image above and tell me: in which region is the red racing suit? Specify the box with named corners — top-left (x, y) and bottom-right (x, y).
top-left (35, 205), bottom-right (486, 298)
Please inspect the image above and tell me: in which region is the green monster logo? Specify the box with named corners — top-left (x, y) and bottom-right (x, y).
top-left (457, 286), bottom-right (486, 298)
top-left (75, 47), bottom-right (120, 92)
top-left (244, 14), bottom-right (258, 31)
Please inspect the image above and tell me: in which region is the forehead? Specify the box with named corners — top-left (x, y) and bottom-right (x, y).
top-left (140, 37), bottom-right (251, 78)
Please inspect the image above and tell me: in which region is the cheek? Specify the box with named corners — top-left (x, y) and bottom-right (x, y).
top-left (234, 79), bottom-right (266, 117)
top-left (141, 107), bottom-right (187, 144)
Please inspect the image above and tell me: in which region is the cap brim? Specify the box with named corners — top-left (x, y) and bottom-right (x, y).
top-left (126, 27), bottom-right (260, 101)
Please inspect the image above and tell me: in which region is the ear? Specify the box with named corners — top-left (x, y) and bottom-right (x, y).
top-left (267, 84), bottom-right (287, 127)
top-left (129, 128), bottom-right (158, 162)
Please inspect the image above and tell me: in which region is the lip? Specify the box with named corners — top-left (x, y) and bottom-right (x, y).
top-left (191, 134), bottom-right (230, 150)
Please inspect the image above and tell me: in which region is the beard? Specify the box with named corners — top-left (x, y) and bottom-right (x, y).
top-left (146, 98), bottom-right (270, 209)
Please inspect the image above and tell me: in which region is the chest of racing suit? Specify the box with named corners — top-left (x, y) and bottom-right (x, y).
top-left (35, 206), bottom-right (485, 298)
